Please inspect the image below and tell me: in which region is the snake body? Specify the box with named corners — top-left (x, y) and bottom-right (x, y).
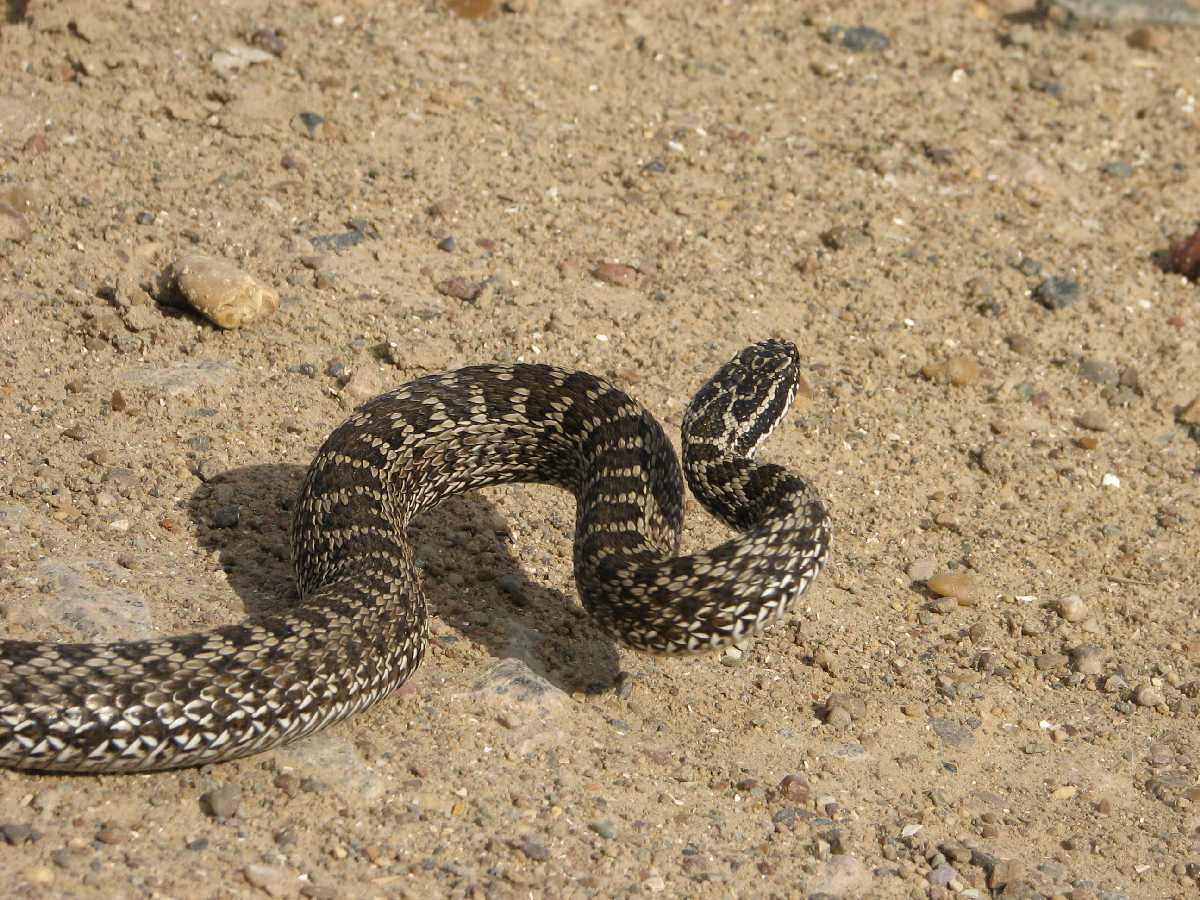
top-left (0, 340), bottom-right (830, 772)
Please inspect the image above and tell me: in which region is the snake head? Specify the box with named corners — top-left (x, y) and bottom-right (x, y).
top-left (682, 339), bottom-right (802, 459)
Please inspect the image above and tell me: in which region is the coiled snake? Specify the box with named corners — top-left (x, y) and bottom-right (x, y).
top-left (0, 340), bottom-right (830, 772)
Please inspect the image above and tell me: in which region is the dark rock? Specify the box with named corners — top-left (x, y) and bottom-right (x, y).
top-left (1034, 276), bottom-right (1081, 310)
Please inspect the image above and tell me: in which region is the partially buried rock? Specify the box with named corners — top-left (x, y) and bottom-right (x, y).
top-left (172, 255), bottom-right (279, 329)
top-left (927, 572), bottom-right (978, 604)
top-left (0, 201), bottom-right (32, 243)
top-left (1034, 276), bottom-right (1081, 310)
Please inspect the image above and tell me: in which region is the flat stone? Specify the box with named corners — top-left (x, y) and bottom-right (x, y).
top-left (122, 357), bottom-right (235, 396)
top-left (1044, 0), bottom-right (1200, 27)
top-left (273, 732), bottom-right (388, 802)
top-left (17, 558), bottom-right (156, 642)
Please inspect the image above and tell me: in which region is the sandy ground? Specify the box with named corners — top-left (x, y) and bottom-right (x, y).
top-left (1, 0), bottom-right (1199, 897)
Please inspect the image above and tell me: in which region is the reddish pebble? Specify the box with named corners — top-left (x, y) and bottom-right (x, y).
top-left (435, 277), bottom-right (482, 302)
top-left (777, 774), bottom-right (810, 803)
top-left (592, 262), bottom-right (637, 286)
top-left (1170, 227), bottom-right (1200, 280)
top-left (23, 134), bottom-right (50, 154)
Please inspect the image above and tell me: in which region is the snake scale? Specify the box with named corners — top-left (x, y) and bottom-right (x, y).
top-left (0, 339), bottom-right (830, 772)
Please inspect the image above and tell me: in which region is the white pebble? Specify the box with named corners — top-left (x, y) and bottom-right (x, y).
top-left (1056, 595), bottom-right (1088, 623)
top-left (1101, 473), bottom-right (1121, 488)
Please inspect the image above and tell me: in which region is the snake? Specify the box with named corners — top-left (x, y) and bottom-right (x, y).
top-left (0, 339), bottom-right (830, 772)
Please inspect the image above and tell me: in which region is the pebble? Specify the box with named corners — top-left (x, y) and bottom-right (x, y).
top-left (921, 356), bottom-right (980, 386)
top-left (778, 774), bottom-right (810, 803)
top-left (926, 572), bottom-right (978, 603)
top-left (1134, 684), bottom-right (1165, 707)
top-left (928, 864), bottom-right (959, 886)
top-left (339, 367), bottom-right (384, 404)
top-left (823, 24), bottom-right (891, 51)
top-left (172, 254), bottom-right (279, 329)
top-left (1070, 644), bottom-right (1106, 675)
top-left (907, 558), bottom-right (938, 582)
top-left (989, 858), bottom-right (1024, 889)
top-left (1035, 652), bottom-right (1069, 671)
top-left (1075, 410), bottom-right (1110, 432)
top-left (589, 820), bottom-right (618, 839)
top-left (201, 784), bottom-right (241, 819)
top-left (1170, 227), bottom-right (1200, 279)
top-left (435, 277), bottom-right (483, 302)
top-left (518, 836), bottom-right (550, 860)
top-left (296, 111), bottom-right (327, 140)
top-left (1057, 595), bottom-right (1089, 623)
top-left (1078, 357), bottom-right (1120, 387)
top-left (211, 504), bottom-right (240, 528)
top-left (0, 200), bottom-right (32, 242)
top-left (825, 692), bottom-right (866, 722)
top-left (2, 823), bottom-right (36, 845)
top-left (436, 235), bottom-right (456, 252)
top-left (95, 825), bottom-right (131, 844)
top-left (592, 262), bottom-right (637, 286)
top-left (1034, 276), bottom-right (1081, 310)
top-left (1177, 397), bottom-right (1200, 426)
top-left (243, 863), bottom-right (293, 897)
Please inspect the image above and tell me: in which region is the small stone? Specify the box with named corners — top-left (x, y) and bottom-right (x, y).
top-left (1057, 595), bottom-right (1088, 623)
top-left (296, 112), bottom-right (327, 140)
top-left (96, 825), bottom-right (131, 844)
top-left (1134, 684), bottom-right (1165, 708)
top-left (989, 858), bottom-right (1024, 889)
top-left (1036, 652), bottom-right (1069, 671)
top-left (1101, 161), bottom-right (1134, 179)
top-left (436, 236), bottom-right (456, 252)
top-left (824, 24), bottom-right (890, 51)
top-left (1126, 28), bottom-right (1165, 51)
top-left (1075, 410), bottom-right (1109, 432)
top-left (826, 692), bottom-right (866, 720)
top-left (1103, 674), bottom-right (1128, 694)
top-left (211, 505), bottom-right (240, 529)
top-left (1170, 228), bottom-right (1200, 279)
top-left (0, 201), bottom-right (32, 242)
top-left (172, 254), bottom-right (279, 329)
top-left (1078, 357), bottom-right (1120, 387)
top-left (1070, 645), bottom-right (1105, 675)
top-left (435, 277), bottom-right (483, 302)
top-left (1076, 435), bottom-right (1099, 450)
top-left (907, 558), bottom-right (938, 582)
top-left (825, 706), bottom-right (853, 728)
top-left (589, 820), bottom-right (618, 839)
top-left (778, 774), bottom-right (810, 803)
top-left (1177, 397), bottom-right (1200, 426)
top-left (518, 837), bottom-right (549, 860)
top-left (1034, 276), bottom-right (1081, 310)
top-left (1006, 333), bottom-right (1035, 355)
top-left (926, 573), bottom-right (977, 603)
top-left (592, 262), bottom-right (637, 286)
top-left (340, 367), bottom-right (384, 404)
top-left (201, 784), bottom-right (241, 819)
top-left (243, 863), bottom-right (293, 897)
top-left (921, 356), bottom-right (980, 386)
top-left (928, 864), bottom-right (958, 887)
top-left (1, 823), bottom-right (36, 845)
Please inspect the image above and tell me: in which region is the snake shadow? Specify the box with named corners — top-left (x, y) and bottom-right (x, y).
top-left (186, 463), bottom-right (622, 695)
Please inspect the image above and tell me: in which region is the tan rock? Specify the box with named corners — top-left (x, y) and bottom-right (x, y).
top-left (172, 254), bottom-right (279, 329)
